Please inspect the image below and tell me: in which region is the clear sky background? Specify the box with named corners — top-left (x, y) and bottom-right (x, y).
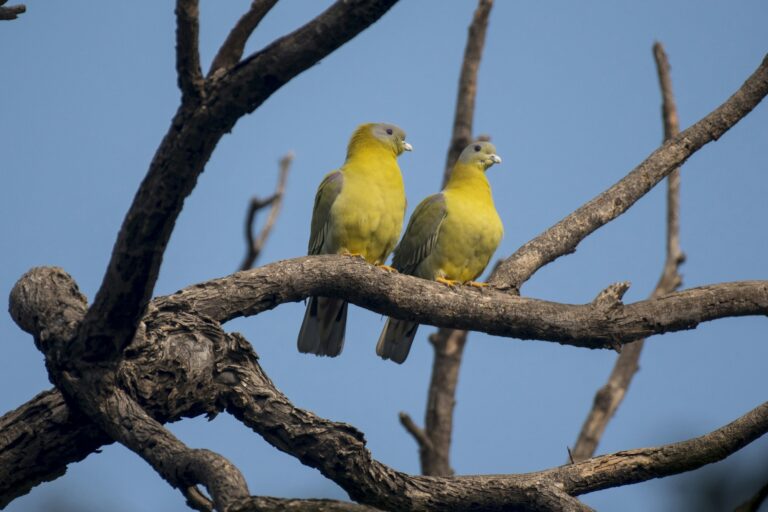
top-left (2, 1), bottom-right (767, 511)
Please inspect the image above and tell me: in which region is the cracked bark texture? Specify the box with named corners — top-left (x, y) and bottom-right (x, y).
top-left (6, 267), bottom-right (768, 511)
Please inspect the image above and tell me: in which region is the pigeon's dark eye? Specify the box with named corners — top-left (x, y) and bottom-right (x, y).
top-left (474, 144), bottom-right (481, 151)
top-left (386, 128), bottom-right (393, 135)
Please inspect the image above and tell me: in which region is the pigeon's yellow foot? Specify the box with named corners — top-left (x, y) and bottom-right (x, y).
top-left (436, 277), bottom-right (460, 287)
top-left (342, 251), bottom-right (365, 259)
top-left (377, 264), bottom-right (398, 273)
top-left (467, 281), bottom-right (489, 288)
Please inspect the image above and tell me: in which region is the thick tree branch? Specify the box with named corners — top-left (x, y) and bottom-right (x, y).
top-left (74, 0), bottom-right (399, 364)
top-left (159, 255), bottom-right (768, 348)
top-left (490, 53), bottom-right (768, 291)
top-left (208, 0), bottom-right (279, 77)
top-left (175, 0), bottom-right (204, 102)
top-left (0, 1), bottom-right (24, 20)
top-left (570, 41), bottom-right (685, 462)
top-left (6, 267), bottom-right (768, 511)
top-left (240, 151), bottom-right (293, 270)
top-left (224, 324), bottom-right (768, 510)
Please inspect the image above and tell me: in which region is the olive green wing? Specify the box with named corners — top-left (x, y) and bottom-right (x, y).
top-left (308, 170), bottom-right (344, 255)
top-left (392, 192), bottom-right (447, 276)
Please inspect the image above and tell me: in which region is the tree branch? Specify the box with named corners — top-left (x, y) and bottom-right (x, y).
top-left (240, 151), bottom-right (293, 270)
top-left (159, 255), bottom-right (768, 348)
top-left (224, 323), bottom-right (768, 510)
top-left (5, 267), bottom-right (768, 511)
top-left (0, 1), bottom-right (24, 20)
top-left (175, 0), bottom-right (204, 102)
top-left (570, 41), bottom-right (685, 462)
top-left (490, 52), bottom-right (768, 291)
top-left (208, 0), bottom-right (279, 78)
top-left (73, 0), bottom-right (400, 364)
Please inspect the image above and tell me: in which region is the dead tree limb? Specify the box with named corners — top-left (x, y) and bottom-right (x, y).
top-left (570, 41), bottom-right (685, 462)
top-left (240, 152), bottom-right (293, 270)
top-left (6, 267), bottom-right (768, 511)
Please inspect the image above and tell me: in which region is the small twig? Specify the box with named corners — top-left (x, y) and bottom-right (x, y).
top-left (208, 0), bottom-right (279, 78)
top-left (175, 0), bottom-right (204, 102)
top-left (0, 2), bottom-right (25, 20)
top-left (240, 152), bottom-right (293, 270)
top-left (570, 41), bottom-right (685, 462)
top-left (398, 412), bottom-right (433, 451)
top-left (735, 478), bottom-right (768, 512)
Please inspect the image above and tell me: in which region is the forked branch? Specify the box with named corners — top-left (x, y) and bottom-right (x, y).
top-left (240, 151), bottom-right (293, 270)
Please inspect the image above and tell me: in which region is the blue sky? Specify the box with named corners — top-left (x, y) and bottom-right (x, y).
top-left (2, 1), bottom-right (767, 511)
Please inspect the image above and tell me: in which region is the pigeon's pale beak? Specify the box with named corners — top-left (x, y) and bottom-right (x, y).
top-left (402, 141), bottom-right (413, 152)
top-left (489, 154), bottom-right (502, 164)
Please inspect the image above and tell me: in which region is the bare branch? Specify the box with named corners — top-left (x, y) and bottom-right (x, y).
top-left (490, 53), bottom-right (768, 291)
top-left (653, 41), bottom-right (685, 293)
top-left (442, 0), bottom-right (493, 184)
top-left (240, 151), bottom-right (293, 270)
top-left (419, 327), bottom-right (468, 476)
top-left (158, 256), bottom-right (768, 348)
top-left (74, 0), bottom-right (400, 364)
top-left (175, 0), bottom-right (204, 102)
top-left (0, 1), bottom-right (24, 20)
top-left (209, 0), bottom-right (279, 78)
top-left (398, 412), bottom-right (432, 451)
top-left (570, 42), bottom-right (685, 461)
top-left (224, 325), bottom-right (768, 510)
top-left (5, 267), bottom-right (768, 511)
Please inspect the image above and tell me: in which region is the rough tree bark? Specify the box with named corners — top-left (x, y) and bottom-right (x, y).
top-left (3, 2), bottom-right (768, 511)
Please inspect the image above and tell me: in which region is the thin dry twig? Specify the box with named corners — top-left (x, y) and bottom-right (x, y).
top-left (209, 0), bottom-right (279, 77)
top-left (399, 0), bottom-right (493, 477)
top-left (569, 41), bottom-right (684, 462)
top-left (240, 151), bottom-right (293, 270)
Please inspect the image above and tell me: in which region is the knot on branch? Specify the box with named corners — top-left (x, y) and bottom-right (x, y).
top-left (8, 267), bottom-right (87, 353)
top-left (591, 281), bottom-right (631, 310)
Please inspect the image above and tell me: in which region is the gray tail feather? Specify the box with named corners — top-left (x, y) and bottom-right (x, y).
top-left (297, 296), bottom-right (348, 357)
top-left (376, 318), bottom-right (419, 364)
